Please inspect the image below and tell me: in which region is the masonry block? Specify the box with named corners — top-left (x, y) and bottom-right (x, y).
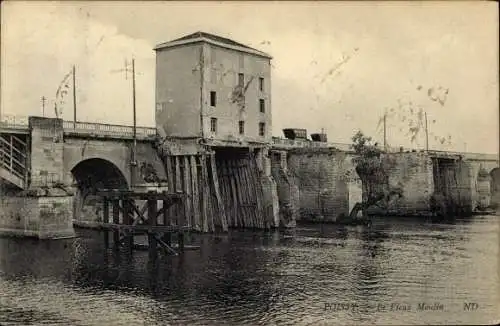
top-left (283, 148), bottom-right (350, 222)
top-left (0, 193), bottom-right (75, 239)
top-left (29, 117), bottom-right (65, 188)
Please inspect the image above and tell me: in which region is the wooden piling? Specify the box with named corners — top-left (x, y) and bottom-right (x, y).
top-left (183, 156), bottom-right (192, 229)
top-left (165, 156), bottom-right (175, 226)
top-left (250, 154), bottom-right (266, 229)
top-left (232, 159), bottom-right (246, 228)
top-left (190, 155), bottom-right (201, 231)
top-left (178, 232), bottom-right (185, 253)
top-left (162, 199), bottom-right (170, 243)
top-left (103, 198), bottom-right (109, 248)
top-left (124, 199), bottom-right (134, 254)
top-left (219, 159), bottom-right (232, 227)
top-left (200, 155), bottom-right (212, 232)
top-left (174, 156), bottom-right (182, 226)
top-left (148, 199), bottom-right (158, 260)
top-left (240, 157), bottom-right (254, 228)
top-left (211, 153), bottom-right (228, 231)
top-left (229, 160), bottom-right (243, 227)
top-left (112, 200), bottom-right (120, 249)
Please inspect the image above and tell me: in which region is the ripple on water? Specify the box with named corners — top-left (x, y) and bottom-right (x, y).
top-left (0, 215), bottom-right (499, 325)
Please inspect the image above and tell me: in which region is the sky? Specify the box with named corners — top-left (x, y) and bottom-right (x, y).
top-left (1, 1), bottom-right (498, 154)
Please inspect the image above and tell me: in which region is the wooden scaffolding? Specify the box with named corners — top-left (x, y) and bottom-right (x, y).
top-left (97, 189), bottom-right (189, 258)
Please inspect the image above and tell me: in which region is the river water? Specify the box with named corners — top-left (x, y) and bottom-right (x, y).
top-left (1, 215), bottom-right (499, 325)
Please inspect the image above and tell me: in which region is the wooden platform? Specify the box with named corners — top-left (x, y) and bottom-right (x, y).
top-left (92, 188), bottom-right (191, 258)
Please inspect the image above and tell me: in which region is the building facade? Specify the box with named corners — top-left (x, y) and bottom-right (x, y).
top-left (154, 32), bottom-right (273, 147)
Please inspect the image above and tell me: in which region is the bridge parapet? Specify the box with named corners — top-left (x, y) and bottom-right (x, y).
top-left (62, 121), bottom-right (157, 140)
top-left (271, 137), bottom-right (352, 151)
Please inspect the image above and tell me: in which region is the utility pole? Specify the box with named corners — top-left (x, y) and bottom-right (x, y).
top-left (131, 58), bottom-right (137, 188)
top-left (110, 58), bottom-right (138, 187)
top-left (424, 111), bottom-right (429, 151)
top-left (41, 96), bottom-right (46, 117)
top-left (73, 65), bottom-right (77, 128)
top-left (383, 112), bottom-right (387, 151)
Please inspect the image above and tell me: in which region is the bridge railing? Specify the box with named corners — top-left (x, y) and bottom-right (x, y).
top-left (0, 115), bottom-right (29, 129)
top-left (62, 120), bottom-right (157, 138)
top-left (0, 134), bottom-right (28, 183)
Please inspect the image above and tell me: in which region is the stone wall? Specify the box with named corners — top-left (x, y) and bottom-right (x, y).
top-left (284, 148), bottom-right (350, 222)
top-left (29, 116), bottom-right (65, 187)
top-left (377, 152), bottom-right (435, 215)
top-left (0, 193), bottom-right (74, 239)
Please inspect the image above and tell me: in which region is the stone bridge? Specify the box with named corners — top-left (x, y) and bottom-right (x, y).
top-left (1, 116), bottom-right (498, 238)
top-left (271, 137), bottom-right (499, 221)
top-left (0, 116), bottom-right (164, 238)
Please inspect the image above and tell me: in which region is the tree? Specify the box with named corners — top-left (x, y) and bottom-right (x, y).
top-left (348, 131), bottom-right (403, 220)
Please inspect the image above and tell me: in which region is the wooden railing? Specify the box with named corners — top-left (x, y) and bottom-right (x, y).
top-left (0, 134), bottom-right (28, 186)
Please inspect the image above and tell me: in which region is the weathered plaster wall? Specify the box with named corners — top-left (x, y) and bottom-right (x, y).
top-left (155, 44), bottom-right (203, 138)
top-left (203, 44), bottom-right (272, 143)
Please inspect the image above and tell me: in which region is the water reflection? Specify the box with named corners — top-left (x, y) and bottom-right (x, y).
top-left (0, 215), bottom-right (499, 325)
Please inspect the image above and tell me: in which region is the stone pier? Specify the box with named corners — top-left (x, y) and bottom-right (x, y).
top-left (0, 117), bottom-right (75, 239)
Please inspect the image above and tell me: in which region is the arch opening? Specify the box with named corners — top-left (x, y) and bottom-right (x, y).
top-left (71, 158), bottom-right (128, 222)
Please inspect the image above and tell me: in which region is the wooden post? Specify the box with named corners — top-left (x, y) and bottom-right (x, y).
top-left (231, 159), bottom-right (243, 227)
top-left (200, 155), bottom-right (211, 232)
top-left (112, 199), bottom-right (120, 249)
top-left (165, 156), bottom-right (174, 226)
top-left (123, 199), bottom-right (133, 255)
top-left (162, 199), bottom-right (171, 244)
top-left (103, 198), bottom-right (109, 248)
top-left (183, 156), bottom-right (192, 229)
top-left (219, 159), bottom-right (230, 227)
top-left (175, 156), bottom-right (182, 226)
top-left (240, 157), bottom-right (255, 228)
top-left (249, 154), bottom-right (265, 228)
top-left (178, 232), bottom-right (185, 253)
top-left (147, 199), bottom-right (158, 260)
top-left (190, 156), bottom-right (200, 231)
top-left (210, 153), bottom-right (227, 231)
top-left (228, 159), bottom-right (240, 227)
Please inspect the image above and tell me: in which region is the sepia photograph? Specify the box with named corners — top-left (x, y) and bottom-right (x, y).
top-left (0, 1), bottom-right (498, 325)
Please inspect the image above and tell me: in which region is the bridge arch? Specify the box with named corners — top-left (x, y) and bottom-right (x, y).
top-left (71, 158), bottom-right (129, 221)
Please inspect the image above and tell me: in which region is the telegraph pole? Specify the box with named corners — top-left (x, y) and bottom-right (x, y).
top-left (131, 58), bottom-right (137, 187)
top-left (41, 96), bottom-right (46, 117)
top-left (383, 112), bottom-right (387, 151)
top-left (73, 65), bottom-right (77, 127)
top-left (425, 111), bottom-right (429, 151)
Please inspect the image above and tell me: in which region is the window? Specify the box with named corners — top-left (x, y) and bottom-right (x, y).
top-left (238, 121), bottom-right (245, 135)
top-left (259, 99), bottom-right (265, 113)
top-left (259, 77), bottom-right (264, 91)
top-left (238, 73), bottom-right (244, 87)
top-left (210, 118), bottom-right (217, 133)
top-left (210, 91), bottom-right (217, 107)
top-left (259, 122), bottom-right (265, 136)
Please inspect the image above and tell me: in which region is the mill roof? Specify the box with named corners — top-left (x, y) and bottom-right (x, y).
top-left (154, 31), bottom-right (272, 59)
